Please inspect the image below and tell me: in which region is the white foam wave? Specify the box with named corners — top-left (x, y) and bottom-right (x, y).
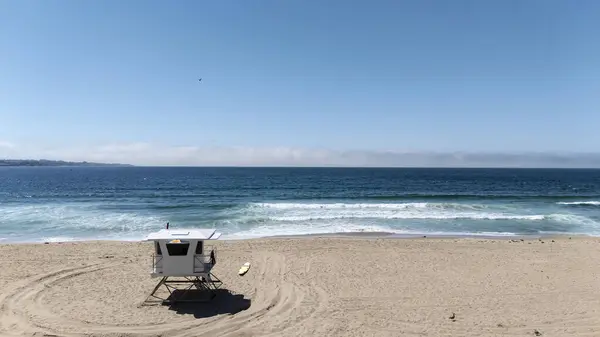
top-left (3, 200), bottom-right (599, 243)
top-left (545, 214), bottom-right (598, 226)
top-left (41, 236), bottom-right (76, 243)
top-left (236, 202), bottom-right (600, 234)
top-left (557, 201), bottom-right (600, 206)
top-left (37, 235), bottom-right (145, 244)
top-left (223, 223), bottom-right (397, 239)
top-left (0, 203), bottom-right (166, 237)
top-left (244, 202), bottom-right (547, 222)
top-left (223, 223), bottom-right (520, 240)
top-left (251, 202), bottom-right (487, 210)
top-left (268, 214), bottom-right (545, 221)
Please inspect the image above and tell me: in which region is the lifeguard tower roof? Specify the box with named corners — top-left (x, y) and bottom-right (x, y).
top-left (145, 229), bottom-right (222, 241)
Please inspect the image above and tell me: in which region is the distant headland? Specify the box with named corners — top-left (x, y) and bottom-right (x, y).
top-left (0, 159), bottom-right (133, 167)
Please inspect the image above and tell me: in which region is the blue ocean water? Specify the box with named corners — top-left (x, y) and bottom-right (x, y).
top-left (1, 167), bottom-right (600, 243)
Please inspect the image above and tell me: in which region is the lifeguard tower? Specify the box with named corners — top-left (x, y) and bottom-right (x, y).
top-left (143, 227), bottom-right (223, 304)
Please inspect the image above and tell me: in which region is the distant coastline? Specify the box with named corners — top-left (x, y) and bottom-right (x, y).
top-left (0, 159), bottom-right (133, 167)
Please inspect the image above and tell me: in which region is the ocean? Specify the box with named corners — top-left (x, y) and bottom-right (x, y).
top-left (1, 167), bottom-right (600, 243)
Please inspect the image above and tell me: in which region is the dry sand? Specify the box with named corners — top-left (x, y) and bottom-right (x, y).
top-left (1, 236), bottom-right (600, 336)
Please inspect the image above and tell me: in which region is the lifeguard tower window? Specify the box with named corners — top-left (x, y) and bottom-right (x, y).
top-left (166, 241), bottom-right (190, 256)
top-left (195, 241), bottom-right (204, 254)
top-left (155, 242), bottom-right (162, 255)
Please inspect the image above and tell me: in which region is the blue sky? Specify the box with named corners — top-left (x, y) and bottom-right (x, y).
top-left (1, 0), bottom-right (600, 166)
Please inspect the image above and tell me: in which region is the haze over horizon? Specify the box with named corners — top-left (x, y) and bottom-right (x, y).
top-left (2, 142), bottom-right (600, 168)
top-left (2, 1), bottom-right (600, 167)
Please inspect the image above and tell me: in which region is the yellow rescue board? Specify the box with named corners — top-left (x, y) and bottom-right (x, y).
top-left (238, 262), bottom-right (251, 276)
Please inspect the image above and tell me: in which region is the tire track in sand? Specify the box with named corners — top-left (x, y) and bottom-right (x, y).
top-left (175, 251), bottom-right (329, 337)
top-left (0, 263), bottom-right (113, 336)
top-left (0, 251), bottom-right (329, 337)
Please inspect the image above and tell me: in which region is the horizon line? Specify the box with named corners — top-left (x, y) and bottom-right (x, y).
top-left (4, 164), bottom-right (600, 170)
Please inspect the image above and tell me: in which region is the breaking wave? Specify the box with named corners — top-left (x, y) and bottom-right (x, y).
top-left (251, 202), bottom-right (488, 210)
top-left (238, 202), bottom-right (600, 224)
top-left (2, 201), bottom-right (600, 243)
top-left (215, 202), bottom-right (600, 238)
top-left (0, 203), bottom-right (166, 242)
top-left (268, 214), bottom-right (546, 221)
top-left (224, 225), bottom-right (520, 240)
top-left (245, 202), bottom-right (541, 221)
top-left (557, 201), bottom-right (600, 206)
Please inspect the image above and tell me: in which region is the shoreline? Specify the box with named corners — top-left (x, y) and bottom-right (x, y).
top-left (0, 231), bottom-right (593, 246)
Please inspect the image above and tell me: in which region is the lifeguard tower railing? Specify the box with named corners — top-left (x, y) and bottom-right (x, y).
top-left (193, 244), bottom-right (217, 272)
top-left (150, 245), bottom-right (217, 275)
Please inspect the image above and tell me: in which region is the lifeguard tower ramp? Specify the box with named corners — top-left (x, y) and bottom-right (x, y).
top-left (143, 228), bottom-right (223, 304)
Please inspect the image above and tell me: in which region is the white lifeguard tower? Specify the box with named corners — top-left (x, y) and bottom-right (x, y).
top-left (143, 227), bottom-right (223, 304)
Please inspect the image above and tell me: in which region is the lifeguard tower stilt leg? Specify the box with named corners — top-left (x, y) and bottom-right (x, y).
top-left (145, 274), bottom-right (223, 305)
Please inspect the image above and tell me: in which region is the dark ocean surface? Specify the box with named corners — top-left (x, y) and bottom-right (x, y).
top-left (1, 167), bottom-right (600, 243)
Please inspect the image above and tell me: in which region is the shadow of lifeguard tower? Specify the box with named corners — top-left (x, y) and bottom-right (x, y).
top-left (143, 227), bottom-right (223, 305)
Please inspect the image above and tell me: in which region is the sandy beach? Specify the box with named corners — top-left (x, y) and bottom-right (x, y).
top-left (1, 236), bottom-right (600, 337)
